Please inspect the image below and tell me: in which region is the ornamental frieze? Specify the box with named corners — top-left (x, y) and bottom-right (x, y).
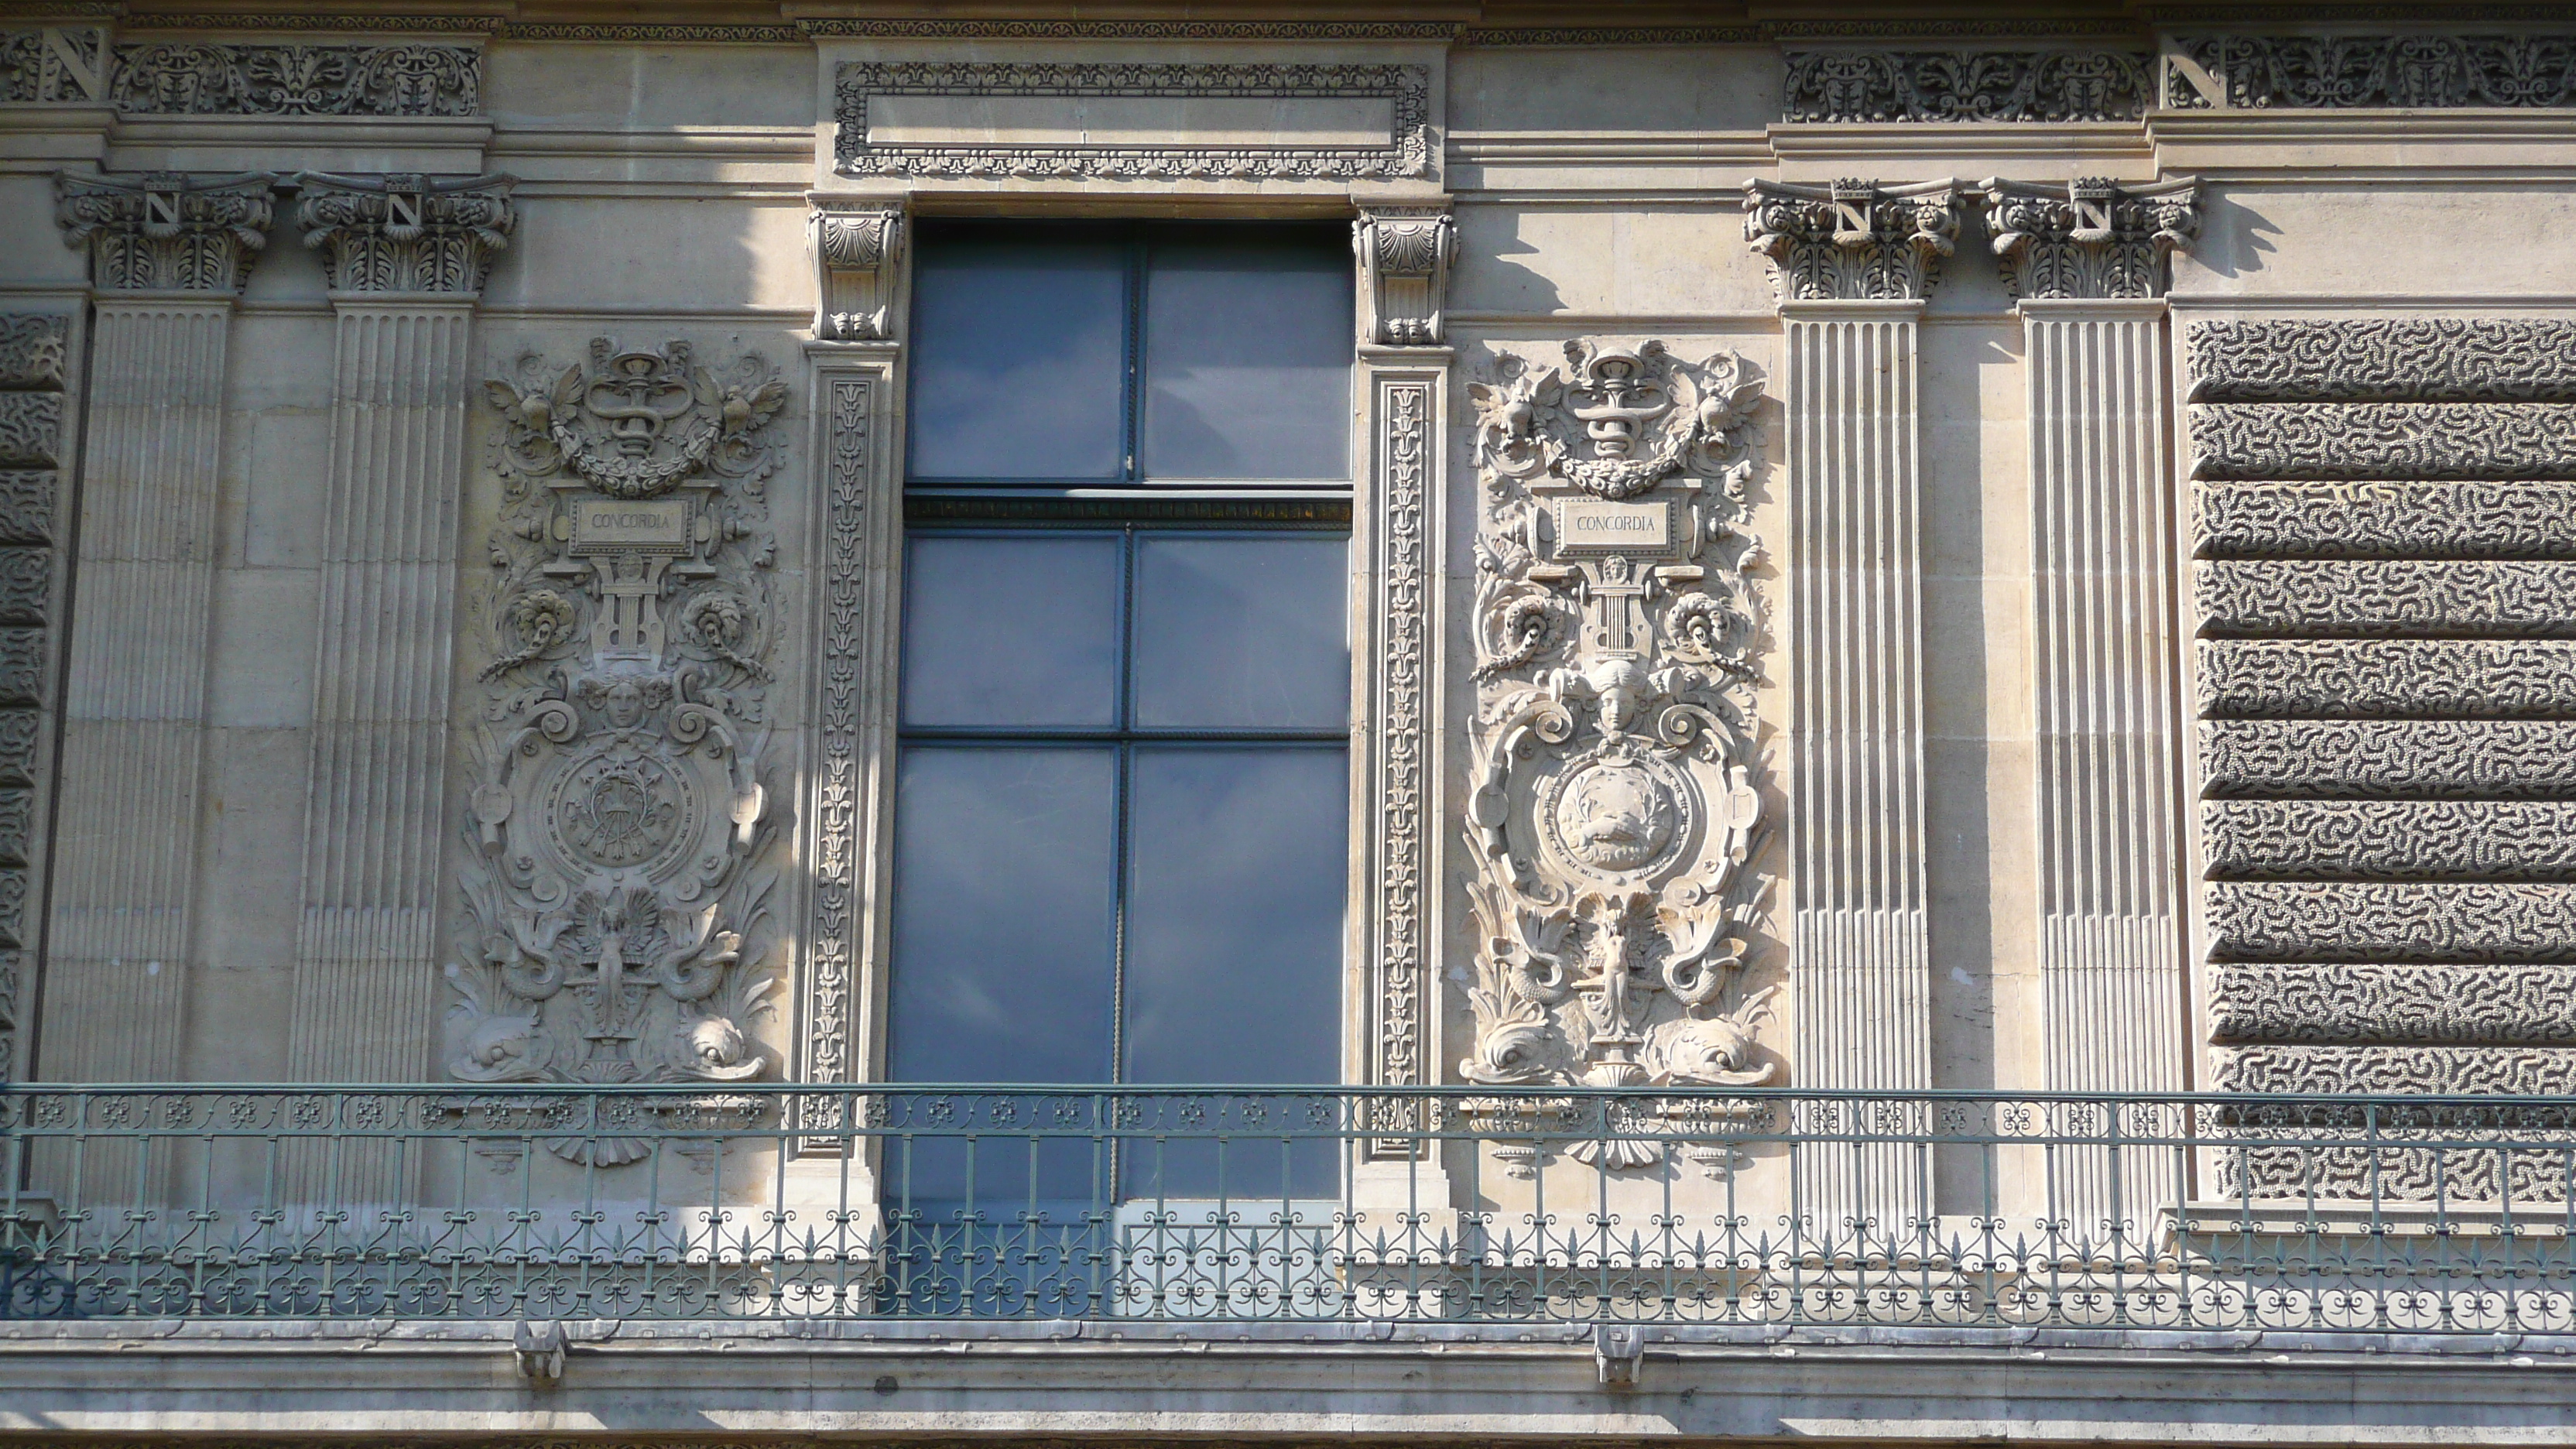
top-left (1460, 338), bottom-right (1772, 1171)
top-left (1783, 47), bottom-right (2153, 122)
top-left (450, 338), bottom-right (788, 1153)
top-left (109, 41), bottom-right (478, 116)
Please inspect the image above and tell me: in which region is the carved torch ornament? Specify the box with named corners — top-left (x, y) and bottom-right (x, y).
top-left (450, 337), bottom-right (789, 1160)
top-left (1463, 339), bottom-right (1776, 1168)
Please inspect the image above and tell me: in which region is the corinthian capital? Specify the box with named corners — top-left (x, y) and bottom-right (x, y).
top-left (55, 170), bottom-right (277, 294)
top-left (810, 203), bottom-right (904, 341)
top-left (1355, 204), bottom-right (1454, 347)
top-left (1980, 176), bottom-right (2200, 300)
top-left (1742, 177), bottom-right (1961, 303)
top-left (296, 172), bottom-right (516, 296)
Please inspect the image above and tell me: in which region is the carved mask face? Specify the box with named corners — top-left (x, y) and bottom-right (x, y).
top-left (604, 680), bottom-right (645, 728)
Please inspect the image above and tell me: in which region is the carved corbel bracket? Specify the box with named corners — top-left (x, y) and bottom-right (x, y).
top-left (296, 171), bottom-right (516, 296)
top-left (1742, 176), bottom-right (1961, 303)
top-left (810, 203), bottom-right (905, 341)
top-left (1979, 176), bottom-right (2199, 300)
top-left (54, 170), bottom-right (277, 294)
top-left (1355, 204), bottom-right (1454, 348)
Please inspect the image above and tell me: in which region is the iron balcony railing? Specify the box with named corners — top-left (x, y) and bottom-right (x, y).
top-left (4, 1084), bottom-right (2574, 1331)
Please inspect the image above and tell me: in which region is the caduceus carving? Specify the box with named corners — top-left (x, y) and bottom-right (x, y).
top-left (1460, 338), bottom-right (1776, 1138)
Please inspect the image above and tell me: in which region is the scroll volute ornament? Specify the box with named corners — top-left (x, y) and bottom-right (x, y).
top-left (451, 337), bottom-right (789, 1156)
top-left (1742, 176), bottom-right (1960, 302)
top-left (1463, 339), bottom-right (1775, 1129)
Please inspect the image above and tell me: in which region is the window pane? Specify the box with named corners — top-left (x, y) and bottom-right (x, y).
top-left (1132, 535), bottom-right (1348, 730)
top-left (1124, 747), bottom-right (1345, 1084)
top-left (1141, 238), bottom-right (1351, 481)
top-left (903, 534), bottom-right (1120, 728)
top-left (889, 746), bottom-right (1118, 1086)
top-left (909, 236), bottom-right (1126, 480)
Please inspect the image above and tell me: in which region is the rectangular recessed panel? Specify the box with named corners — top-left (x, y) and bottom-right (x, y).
top-left (869, 94), bottom-right (1396, 150)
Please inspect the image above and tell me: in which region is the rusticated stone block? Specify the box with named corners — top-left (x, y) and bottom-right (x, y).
top-left (2211, 962), bottom-right (2576, 1044)
top-left (0, 472), bottom-right (55, 546)
top-left (2208, 880), bottom-right (2576, 963)
top-left (0, 628), bottom-right (47, 708)
top-left (2189, 402), bottom-right (2576, 481)
top-left (2186, 319), bottom-right (2576, 403)
top-left (0, 547), bottom-right (53, 628)
top-left (0, 316), bottom-right (66, 392)
top-left (0, 394), bottom-right (60, 468)
top-left (2198, 638), bottom-right (2576, 719)
top-left (2204, 799), bottom-right (2576, 881)
top-left (2196, 559), bottom-right (2576, 638)
top-left (2201, 719), bottom-right (2576, 799)
top-left (2197, 479), bottom-right (2576, 560)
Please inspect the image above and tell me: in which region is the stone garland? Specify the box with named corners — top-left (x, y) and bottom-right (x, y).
top-left (1783, 48), bottom-right (2154, 122)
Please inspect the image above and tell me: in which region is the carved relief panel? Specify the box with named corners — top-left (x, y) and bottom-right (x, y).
top-left (1461, 340), bottom-right (1773, 1159)
top-left (450, 339), bottom-right (790, 1151)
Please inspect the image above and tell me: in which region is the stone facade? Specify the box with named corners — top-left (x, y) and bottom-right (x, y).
top-left (5, 5), bottom-right (2576, 1444)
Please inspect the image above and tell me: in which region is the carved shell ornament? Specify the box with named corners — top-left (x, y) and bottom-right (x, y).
top-left (450, 337), bottom-right (788, 1159)
top-left (1461, 337), bottom-right (1776, 1170)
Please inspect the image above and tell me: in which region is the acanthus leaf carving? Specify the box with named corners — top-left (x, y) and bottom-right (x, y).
top-left (1979, 176), bottom-right (2198, 300)
top-left (1743, 177), bottom-right (1961, 303)
top-left (1355, 206), bottom-right (1454, 347)
top-left (108, 41), bottom-right (478, 117)
top-left (2167, 33), bottom-right (2576, 111)
top-left (54, 170), bottom-right (276, 295)
top-left (1461, 338), bottom-right (1773, 1176)
top-left (454, 337), bottom-right (790, 1156)
top-left (1783, 48), bottom-right (2154, 123)
top-left (296, 171), bottom-right (516, 295)
top-left (810, 205), bottom-right (903, 341)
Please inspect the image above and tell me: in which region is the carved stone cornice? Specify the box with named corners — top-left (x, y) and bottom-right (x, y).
top-left (108, 40), bottom-right (479, 116)
top-left (2167, 33), bottom-right (2576, 110)
top-left (809, 204), bottom-right (903, 342)
top-left (296, 172), bottom-right (514, 297)
top-left (1981, 176), bottom-right (2198, 300)
top-left (1354, 205), bottom-right (1453, 348)
top-left (1783, 48), bottom-right (2155, 122)
top-left (1, 25), bottom-right (107, 104)
top-left (1742, 178), bottom-right (1961, 303)
top-left (55, 171), bottom-right (276, 295)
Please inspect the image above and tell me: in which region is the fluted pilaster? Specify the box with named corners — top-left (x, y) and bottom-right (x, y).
top-left (283, 174), bottom-right (509, 1096)
top-left (43, 174), bottom-right (273, 1093)
top-left (2025, 300), bottom-right (2185, 1222)
top-left (284, 303), bottom-right (474, 1086)
top-left (43, 296), bottom-right (234, 1087)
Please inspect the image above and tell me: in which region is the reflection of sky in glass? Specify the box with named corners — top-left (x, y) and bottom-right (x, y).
top-left (1142, 242), bottom-right (1350, 480)
top-left (1133, 536), bottom-right (1348, 730)
top-left (888, 747), bottom-right (1117, 1084)
top-left (902, 534), bottom-right (1121, 728)
top-left (909, 239), bottom-right (1125, 481)
top-left (1124, 747), bottom-right (1346, 1086)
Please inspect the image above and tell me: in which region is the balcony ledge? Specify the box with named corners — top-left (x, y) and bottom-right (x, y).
top-left (3, 1318), bottom-right (2575, 1446)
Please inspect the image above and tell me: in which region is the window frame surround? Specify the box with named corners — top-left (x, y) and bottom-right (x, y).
top-left (797, 194), bottom-right (1457, 1210)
